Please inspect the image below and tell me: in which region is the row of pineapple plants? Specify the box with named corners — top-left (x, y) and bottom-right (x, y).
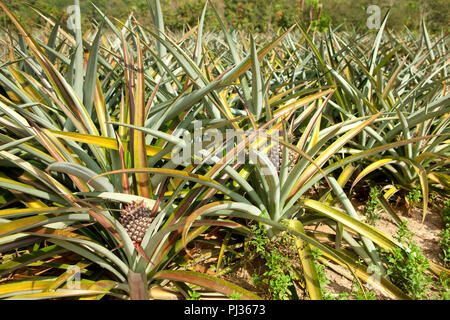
top-left (0, 0), bottom-right (448, 300)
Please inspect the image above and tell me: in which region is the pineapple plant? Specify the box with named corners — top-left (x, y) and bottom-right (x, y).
top-left (0, 0), bottom-right (447, 301)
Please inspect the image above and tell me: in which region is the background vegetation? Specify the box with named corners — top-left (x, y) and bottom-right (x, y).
top-left (0, 0), bottom-right (449, 34)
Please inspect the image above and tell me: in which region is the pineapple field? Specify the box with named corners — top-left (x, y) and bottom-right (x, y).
top-left (0, 0), bottom-right (449, 301)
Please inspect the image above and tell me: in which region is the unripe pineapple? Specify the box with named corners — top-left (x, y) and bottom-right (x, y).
top-left (268, 143), bottom-right (299, 173)
top-left (120, 200), bottom-right (153, 244)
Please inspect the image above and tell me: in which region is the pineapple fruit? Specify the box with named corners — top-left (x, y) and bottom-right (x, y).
top-left (268, 140), bottom-right (299, 173)
top-left (120, 200), bottom-right (154, 244)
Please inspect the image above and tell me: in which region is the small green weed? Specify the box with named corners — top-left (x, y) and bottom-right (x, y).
top-left (350, 281), bottom-right (377, 300)
top-left (439, 229), bottom-right (450, 267)
top-left (406, 185), bottom-right (422, 208)
top-left (364, 187), bottom-right (382, 226)
top-left (312, 249), bottom-right (333, 300)
top-left (383, 220), bottom-right (432, 299)
top-left (228, 291), bottom-right (243, 300)
top-left (439, 201), bottom-right (450, 267)
top-left (249, 223), bottom-right (296, 300)
top-left (187, 289), bottom-right (201, 300)
top-left (312, 249), bottom-right (376, 300)
top-left (431, 272), bottom-right (449, 300)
